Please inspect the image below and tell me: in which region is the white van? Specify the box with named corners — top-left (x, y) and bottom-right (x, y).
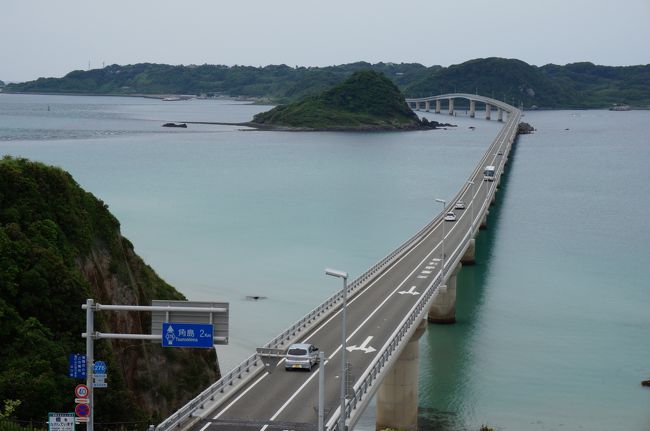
top-left (483, 165), bottom-right (496, 181)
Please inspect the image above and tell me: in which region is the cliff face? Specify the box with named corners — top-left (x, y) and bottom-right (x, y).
top-left (0, 156), bottom-right (219, 422)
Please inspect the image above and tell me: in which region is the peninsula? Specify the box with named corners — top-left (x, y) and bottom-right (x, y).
top-left (249, 70), bottom-right (449, 131)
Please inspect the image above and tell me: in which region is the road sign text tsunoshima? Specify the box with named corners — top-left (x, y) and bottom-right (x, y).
top-left (162, 322), bottom-right (213, 348)
top-left (49, 413), bottom-right (75, 431)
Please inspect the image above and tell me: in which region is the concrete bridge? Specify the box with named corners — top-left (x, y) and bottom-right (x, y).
top-left (405, 93), bottom-right (516, 122)
top-left (157, 94), bottom-right (522, 431)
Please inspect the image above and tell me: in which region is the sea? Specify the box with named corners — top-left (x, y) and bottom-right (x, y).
top-left (0, 93), bottom-right (648, 431)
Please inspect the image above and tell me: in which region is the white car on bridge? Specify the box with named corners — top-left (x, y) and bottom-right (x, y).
top-left (285, 343), bottom-right (320, 371)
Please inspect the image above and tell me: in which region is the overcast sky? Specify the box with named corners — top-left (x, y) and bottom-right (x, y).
top-left (2, 0), bottom-right (649, 82)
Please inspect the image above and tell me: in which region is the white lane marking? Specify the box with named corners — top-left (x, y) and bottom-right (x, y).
top-left (425, 266), bottom-right (435, 269)
top-left (199, 422), bottom-right (211, 431)
top-left (421, 270), bottom-right (432, 274)
top-left (346, 336), bottom-right (376, 354)
top-left (398, 286), bottom-right (420, 296)
top-left (213, 371), bottom-right (270, 419)
top-left (265, 359), bottom-right (328, 426)
top-left (258, 118), bottom-right (512, 428)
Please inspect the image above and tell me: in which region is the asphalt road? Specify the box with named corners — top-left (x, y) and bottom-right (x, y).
top-left (192, 111), bottom-right (520, 431)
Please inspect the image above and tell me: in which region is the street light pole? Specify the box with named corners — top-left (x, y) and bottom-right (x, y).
top-left (435, 199), bottom-right (446, 277)
top-left (318, 351), bottom-right (325, 431)
top-left (325, 268), bottom-right (349, 431)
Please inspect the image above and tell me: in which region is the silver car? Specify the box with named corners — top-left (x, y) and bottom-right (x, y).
top-left (285, 343), bottom-right (319, 371)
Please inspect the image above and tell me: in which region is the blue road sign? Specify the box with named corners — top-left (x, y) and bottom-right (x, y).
top-left (93, 361), bottom-right (107, 374)
top-left (68, 354), bottom-right (86, 379)
top-left (162, 322), bottom-right (213, 348)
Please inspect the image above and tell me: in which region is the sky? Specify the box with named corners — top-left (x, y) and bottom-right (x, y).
top-left (1, 0), bottom-right (649, 82)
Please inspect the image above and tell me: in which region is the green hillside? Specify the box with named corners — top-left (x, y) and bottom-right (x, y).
top-left (0, 157), bottom-right (218, 423)
top-left (251, 70), bottom-right (424, 130)
top-left (406, 57), bottom-right (579, 108)
top-left (5, 58), bottom-right (650, 108)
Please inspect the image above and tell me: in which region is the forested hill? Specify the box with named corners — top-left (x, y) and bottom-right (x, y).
top-left (5, 58), bottom-right (650, 108)
top-left (251, 70), bottom-right (426, 130)
top-left (0, 157), bottom-right (218, 423)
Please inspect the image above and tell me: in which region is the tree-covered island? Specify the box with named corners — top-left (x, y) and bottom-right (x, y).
top-left (249, 70), bottom-right (450, 131)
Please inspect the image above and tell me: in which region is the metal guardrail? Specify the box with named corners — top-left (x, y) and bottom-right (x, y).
top-left (331, 107), bottom-right (522, 430)
top-left (157, 97), bottom-right (521, 431)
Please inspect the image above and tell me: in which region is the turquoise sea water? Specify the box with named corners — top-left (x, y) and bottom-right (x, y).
top-left (0, 94), bottom-right (648, 430)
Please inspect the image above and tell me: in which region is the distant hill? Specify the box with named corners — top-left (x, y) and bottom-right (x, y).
top-left (4, 62), bottom-right (429, 103)
top-left (405, 57), bottom-right (578, 108)
top-left (0, 79), bottom-right (5, 87)
top-left (0, 157), bottom-right (218, 423)
top-left (251, 70), bottom-right (428, 130)
top-left (4, 58), bottom-right (650, 108)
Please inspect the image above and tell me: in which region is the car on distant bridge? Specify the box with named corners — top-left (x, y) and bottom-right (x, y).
top-left (285, 343), bottom-right (320, 371)
top-left (444, 212), bottom-right (457, 222)
top-left (454, 200), bottom-right (466, 210)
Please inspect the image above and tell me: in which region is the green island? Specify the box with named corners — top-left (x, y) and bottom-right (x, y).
top-left (4, 57), bottom-right (650, 109)
top-left (249, 70), bottom-right (446, 131)
top-left (0, 156), bottom-right (218, 425)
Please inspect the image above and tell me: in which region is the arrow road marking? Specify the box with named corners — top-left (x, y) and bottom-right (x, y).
top-left (346, 336), bottom-right (376, 354)
top-left (398, 286), bottom-right (420, 295)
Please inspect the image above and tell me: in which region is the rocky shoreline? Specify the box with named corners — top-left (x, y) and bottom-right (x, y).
top-left (181, 118), bottom-right (456, 132)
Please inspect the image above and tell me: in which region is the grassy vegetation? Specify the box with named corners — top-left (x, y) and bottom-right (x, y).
top-left (252, 70), bottom-right (421, 130)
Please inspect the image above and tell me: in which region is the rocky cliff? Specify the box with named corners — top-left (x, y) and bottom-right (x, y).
top-left (0, 156), bottom-right (219, 423)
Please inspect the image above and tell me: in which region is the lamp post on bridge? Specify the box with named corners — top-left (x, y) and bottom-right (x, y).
top-left (435, 198), bottom-right (446, 277)
top-left (325, 267), bottom-right (349, 431)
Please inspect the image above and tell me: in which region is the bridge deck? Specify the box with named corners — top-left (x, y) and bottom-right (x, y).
top-left (159, 96), bottom-right (521, 431)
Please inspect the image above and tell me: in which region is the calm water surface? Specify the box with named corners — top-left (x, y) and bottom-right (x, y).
top-left (0, 94), bottom-right (648, 430)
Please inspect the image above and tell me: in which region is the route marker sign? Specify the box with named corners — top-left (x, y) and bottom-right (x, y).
top-left (93, 361), bottom-right (107, 374)
top-left (48, 413), bottom-right (75, 431)
top-left (68, 354), bottom-right (86, 379)
top-left (74, 384), bottom-right (89, 399)
top-left (162, 322), bottom-right (213, 348)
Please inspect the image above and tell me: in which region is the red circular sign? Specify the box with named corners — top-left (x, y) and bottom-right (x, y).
top-left (75, 403), bottom-right (90, 417)
top-left (75, 384), bottom-right (89, 398)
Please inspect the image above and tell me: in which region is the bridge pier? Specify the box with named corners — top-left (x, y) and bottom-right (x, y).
top-left (427, 264), bottom-right (461, 324)
top-left (498, 108), bottom-right (503, 122)
top-left (469, 100), bottom-right (476, 118)
top-left (415, 101), bottom-right (420, 111)
top-left (480, 213), bottom-right (488, 229)
top-left (448, 98), bottom-right (454, 115)
top-left (461, 238), bottom-right (476, 265)
top-left (435, 100), bottom-right (441, 114)
top-left (425, 101), bottom-right (430, 112)
top-left (485, 103), bottom-right (492, 120)
top-left (376, 318), bottom-right (427, 431)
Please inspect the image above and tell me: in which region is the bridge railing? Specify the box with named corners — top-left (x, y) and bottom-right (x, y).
top-left (156, 353), bottom-right (263, 431)
top-left (158, 103), bottom-right (520, 431)
top-left (331, 108), bottom-right (521, 430)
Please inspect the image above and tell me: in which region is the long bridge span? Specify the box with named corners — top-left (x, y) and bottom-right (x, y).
top-left (156, 94), bottom-right (522, 431)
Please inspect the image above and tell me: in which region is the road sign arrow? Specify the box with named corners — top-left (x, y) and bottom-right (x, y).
top-left (398, 286), bottom-right (420, 295)
top-left (346, 336), bottom-right (376, 354)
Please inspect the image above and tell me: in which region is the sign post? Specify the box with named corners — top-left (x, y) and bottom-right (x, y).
top-left (81, 299), bottom-right (229, 431)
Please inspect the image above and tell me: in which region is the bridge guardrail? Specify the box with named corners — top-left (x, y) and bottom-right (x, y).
top-left (157, 97), bottom-right (521, 431)
top-left (329, 108), bottom-right (521, 430)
